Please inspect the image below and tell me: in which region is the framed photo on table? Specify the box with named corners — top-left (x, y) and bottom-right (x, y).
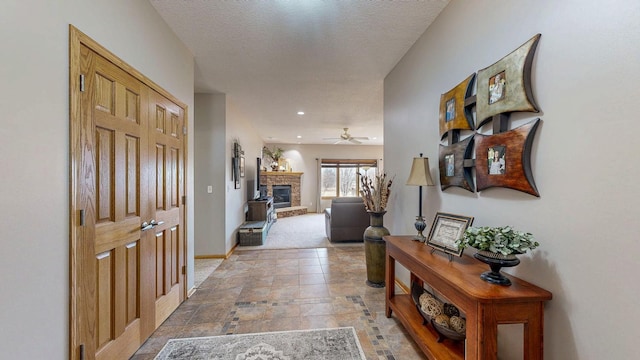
top-left (426, 212), bottom-right (474, 257)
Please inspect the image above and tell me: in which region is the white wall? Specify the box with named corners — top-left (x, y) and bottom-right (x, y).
top-left (194, 95), bottom-right (264, 257)
top-left (384, 0), bottom-right (640, 359)
top-left (194, 94), bottom-right (227, 256)
top-left (265, 144), bottom-right (383, 211)
top-left (225, 99), bottom-right (265, 253)
top-left (0, 1), bottom-right (194, 358)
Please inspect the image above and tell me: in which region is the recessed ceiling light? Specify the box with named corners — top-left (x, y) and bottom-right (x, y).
top-left (372, 137), bottom-right (378, 140)
top-left (296, 135), bottom-right (302, 139)
top-left (297, 111), bottom-right (305, 115)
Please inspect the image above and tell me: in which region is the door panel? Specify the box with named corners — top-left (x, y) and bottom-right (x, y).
top-left (82, 46), bottom-right (148, 360)
top-left (149, 90), bottom-right (185, 327)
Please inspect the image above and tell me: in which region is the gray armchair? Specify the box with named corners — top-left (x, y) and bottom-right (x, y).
top-left (324, 197), bottom-right (370, 242)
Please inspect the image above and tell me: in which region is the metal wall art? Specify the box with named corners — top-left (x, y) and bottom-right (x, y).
top-left (474, 119), bottom-right (540, 196)
top-left (439, 74), bottom-right (476, 139)
top-left (476, 34), bottom-right (541, 126)
top-left (232, 141), bottom-right (243, 189)
top-left (438, 135), bottom-right (475, 192)
top-left (437, 34), bottom-right (542, 197)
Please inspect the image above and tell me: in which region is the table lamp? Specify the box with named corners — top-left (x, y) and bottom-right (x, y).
top-left (406, 154), bottom-right (435, 242)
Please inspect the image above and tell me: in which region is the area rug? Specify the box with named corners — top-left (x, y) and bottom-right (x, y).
top-left (154, 327), bottom-right (366, 360)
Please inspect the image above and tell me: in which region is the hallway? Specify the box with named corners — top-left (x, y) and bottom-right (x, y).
top-left (131, 247), bottom-right (426, 359)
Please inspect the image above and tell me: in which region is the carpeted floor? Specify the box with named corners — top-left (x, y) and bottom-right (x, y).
top-left (239, 213), bottom-right (363, 250)
top-left (154, 327), bottom-right (366, 360)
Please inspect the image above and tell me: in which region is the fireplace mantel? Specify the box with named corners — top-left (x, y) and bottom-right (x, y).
top-left (263, 171), bottom-right (304, 176)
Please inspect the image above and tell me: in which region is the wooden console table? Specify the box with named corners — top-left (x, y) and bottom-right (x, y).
top-left (384, 235), bottom-right (552, 360)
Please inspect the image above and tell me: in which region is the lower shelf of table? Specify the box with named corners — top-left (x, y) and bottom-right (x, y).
top-left (388, 294), bottom-right (464, 360)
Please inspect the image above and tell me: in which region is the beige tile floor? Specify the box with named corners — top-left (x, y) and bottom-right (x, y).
top-left (131, 246), bottom-right (427, 360)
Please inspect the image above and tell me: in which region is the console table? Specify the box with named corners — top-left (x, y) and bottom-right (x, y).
top-left (384, 235), bottom-right (552, 360)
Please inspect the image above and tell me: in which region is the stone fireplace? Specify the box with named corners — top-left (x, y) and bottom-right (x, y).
top-left (259, 172), bottom-right (306, 217)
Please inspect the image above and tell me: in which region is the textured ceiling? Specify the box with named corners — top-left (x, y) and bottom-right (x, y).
top-left (149, 0), bottom-right (449, 145)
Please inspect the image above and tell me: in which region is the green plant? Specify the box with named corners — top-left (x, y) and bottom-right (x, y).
top-left (455, 226), bottom-right (539, 256)
top-left (262, 146), bottom-right (284, 162)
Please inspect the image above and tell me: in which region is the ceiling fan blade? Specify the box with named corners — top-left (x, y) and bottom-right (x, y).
top-left (334, 140), bottom-right (343, 144)
top-left (322, 137), bottom-right (340, 140)
top-left (348, 138), bottom-right (362, 144)
top-left (351, 136), bottom-right (369, 140)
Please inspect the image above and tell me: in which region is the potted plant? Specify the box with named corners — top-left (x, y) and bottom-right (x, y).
top-left (455, 226), bottom-right (539, 286)
top-left (262, 146), bottom-right (284, 170)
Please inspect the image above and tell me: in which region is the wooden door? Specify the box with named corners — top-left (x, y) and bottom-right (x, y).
top-left (70, 27), bottom-right (187, 360)
top-left (148, 89), bottom-right (186, 327)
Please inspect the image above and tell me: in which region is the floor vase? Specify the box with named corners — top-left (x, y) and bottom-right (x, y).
top-left (363, 211), bottom-right (389, 288)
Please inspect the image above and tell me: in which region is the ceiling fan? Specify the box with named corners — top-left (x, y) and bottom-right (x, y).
top-left (323, 128), bottom-right (369, 144)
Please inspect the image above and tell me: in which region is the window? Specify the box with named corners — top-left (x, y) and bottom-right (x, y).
top-left (321, 159), bottom-right (378, 198)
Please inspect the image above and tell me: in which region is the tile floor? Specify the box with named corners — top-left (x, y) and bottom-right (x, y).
top-left (131, 246), bottom-right (427, 360)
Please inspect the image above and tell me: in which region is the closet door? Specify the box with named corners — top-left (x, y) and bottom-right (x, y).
top-left (147, 89), bottom-right (186, 327)
top-left (71, 28), bottom-right (187, 359)
top-left (75, 44), bottom-right (152, 360)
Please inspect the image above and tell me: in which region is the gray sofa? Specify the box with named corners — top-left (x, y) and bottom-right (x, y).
top-left (324, 197), bottom-right (370, 242)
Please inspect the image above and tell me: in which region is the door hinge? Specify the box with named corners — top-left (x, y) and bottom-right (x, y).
top-left (79, 74), bottom-right (85, 92)
top-left (181, 265), bottom-right (186, 275)
top-left (182, 195), bottom-right (186, 205)
top-left (79, 209), bottom-right (85, 226)
top-left (79, 344), bottom-right (85, 360)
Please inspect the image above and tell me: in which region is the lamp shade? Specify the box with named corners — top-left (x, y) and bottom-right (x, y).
top-left (406, 157), bottom-right (435, 186)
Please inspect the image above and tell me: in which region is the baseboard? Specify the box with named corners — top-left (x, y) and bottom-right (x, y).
top-left (395, 278), bottom-right (410, 294)
top-left (194, 254), bottom-right (227, 259)
top-left (187, 286), bottom-right (197, 298)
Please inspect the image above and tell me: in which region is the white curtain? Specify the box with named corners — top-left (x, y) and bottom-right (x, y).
top-left (316, 158), bottom-right (323, 213)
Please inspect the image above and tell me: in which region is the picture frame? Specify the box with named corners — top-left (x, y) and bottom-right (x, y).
top-left (426, 212), bottom-right (474, 257)
top-left (438, 73), bottom-right (476, 139)
top-left (240, 156), bottom-right (245, 177)
top-left (474, 118), bottom-right (540, 197)
top-left (475, 34), bottom-right (541, 127)
top-left (438, 135), bottom-right (475, 193)
top-left (232, 157), bottom-right (241, 189)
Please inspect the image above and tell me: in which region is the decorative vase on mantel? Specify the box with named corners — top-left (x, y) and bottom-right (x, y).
top-left (473, 250), bottom-right (521, 286)
top-left (363, 211), bottom-right (390, 288)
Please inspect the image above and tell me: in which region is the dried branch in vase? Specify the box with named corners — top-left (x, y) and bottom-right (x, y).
top-left (360, 173), bottom-right (394, 212)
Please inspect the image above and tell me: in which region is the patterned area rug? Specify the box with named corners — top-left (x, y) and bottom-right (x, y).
top-left (154, 327), bottom-right (366, 360)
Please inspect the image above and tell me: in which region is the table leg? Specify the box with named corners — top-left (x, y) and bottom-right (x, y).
top-left (385, 254), bottom-right (394, 318)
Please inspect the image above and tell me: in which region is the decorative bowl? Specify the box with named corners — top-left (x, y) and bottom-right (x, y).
top-left (411, 282), bottom-right (437, 324)
top-left (431, 318), bottom-right (466, 343)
